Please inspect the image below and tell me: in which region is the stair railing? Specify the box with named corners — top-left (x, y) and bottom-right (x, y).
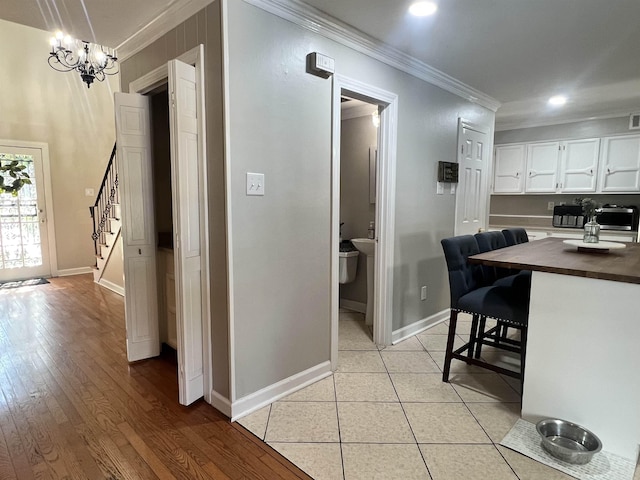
top-left (89, 143), bottom-right (119, 258)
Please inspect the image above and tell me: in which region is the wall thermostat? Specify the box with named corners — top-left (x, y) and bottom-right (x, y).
top-left (306, 52), bottom-right (335, 78)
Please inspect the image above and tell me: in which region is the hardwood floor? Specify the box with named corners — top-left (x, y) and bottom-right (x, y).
top-left (0, 274), bottom-right (312, 480)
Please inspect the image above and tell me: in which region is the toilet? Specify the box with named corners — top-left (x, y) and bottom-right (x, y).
top-left (339, 250), bottom-right (359, 283)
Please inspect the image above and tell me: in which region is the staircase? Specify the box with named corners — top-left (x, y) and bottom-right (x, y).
top-left (90, 144), bottom-right (122, 285)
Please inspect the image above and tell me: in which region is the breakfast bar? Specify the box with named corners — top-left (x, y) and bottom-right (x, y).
top-left (470, 237), bottom-right (640, 460)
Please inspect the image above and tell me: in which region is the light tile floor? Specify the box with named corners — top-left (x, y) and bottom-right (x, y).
top-left (238, 311), bottom-right (639, 480)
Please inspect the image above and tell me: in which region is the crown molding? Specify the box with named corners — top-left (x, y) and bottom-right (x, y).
top-left (496, 109), bottom-right (639, 132)
top-left (116, 0), bottom-right (214, 61)
top-left (242, 0), bottom-right (500, 112)
top-left (116, 0), bottom-right (500, 111)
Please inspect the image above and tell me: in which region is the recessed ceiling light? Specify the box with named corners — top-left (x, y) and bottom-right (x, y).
top-left (548, 95), bottom-right (568, 106)
top-left (409, 1), bottom-right (438, 17)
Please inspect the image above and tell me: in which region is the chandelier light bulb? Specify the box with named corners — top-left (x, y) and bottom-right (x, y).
top-left (55, 31), bottom-right (64, 40)
top-left (64, 35), bottom-right (73, 45)
top-left (49, 37), bottom-right (57, 47)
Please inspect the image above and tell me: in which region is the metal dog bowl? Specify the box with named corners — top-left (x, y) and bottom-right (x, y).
top-left (536, 418), bottom-right (602, 465)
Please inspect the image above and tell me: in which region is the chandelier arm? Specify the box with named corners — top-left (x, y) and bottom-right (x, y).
top-left (47, 55), bottom-right (78, 73)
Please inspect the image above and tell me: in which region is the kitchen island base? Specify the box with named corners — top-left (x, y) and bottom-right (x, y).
top-left (522, 271), bottom-right (640, 461)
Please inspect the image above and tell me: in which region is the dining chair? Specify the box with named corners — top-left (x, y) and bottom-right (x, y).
top-left (440, 235), bottom-right (529, 384)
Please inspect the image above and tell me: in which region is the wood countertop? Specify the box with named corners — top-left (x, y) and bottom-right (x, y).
top-left (469, 237), bottom-right (640, 285)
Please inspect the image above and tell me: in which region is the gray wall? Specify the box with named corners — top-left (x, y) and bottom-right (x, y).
top-left (119, 2), bottom-right (230, 399)
top-left (492, 117), bottom-right (640, 220)
top-left (227, 1), bottom-right (494, 398)
top-left (339, 115), bottom-right (377, 305)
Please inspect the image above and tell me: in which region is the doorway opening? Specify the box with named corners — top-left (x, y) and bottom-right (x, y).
top-left (116, 45), bottom-right (211, 407)
top-left (330, 76), bottom-right (398, 370)
top-left (148, 85), bottom-right (178, 359)
top-left (337, 95), bottom-right (380, 346)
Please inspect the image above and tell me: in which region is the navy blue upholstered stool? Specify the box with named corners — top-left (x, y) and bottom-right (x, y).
top-left (502, 228), bottom-right (529, 246)
top-left (441, 235), bottom-right (529, 385)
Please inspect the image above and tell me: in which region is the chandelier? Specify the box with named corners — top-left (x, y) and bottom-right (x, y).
top-left (48, 31), bottom-right (118, 88)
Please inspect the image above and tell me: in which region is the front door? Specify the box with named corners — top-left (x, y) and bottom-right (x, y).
top-left (0, 145), bottom-right (52, 281)
top-left (454, 121), bottom-right (490, 236)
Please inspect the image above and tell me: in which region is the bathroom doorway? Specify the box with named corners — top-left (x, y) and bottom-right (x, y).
top-left (330, 76), bottom-right (398, 370)
top-left (337, 95), bottom-right (379, 343)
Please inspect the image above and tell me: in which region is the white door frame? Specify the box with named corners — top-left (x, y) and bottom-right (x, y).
top-left (128, 45), bottom-right (213, 405)
top-left (0, 139), bottom-right (58, 277)
top-left (331, 75), bottom-right (398, 369)
top-left (454, 119), bottom-right (492, 236)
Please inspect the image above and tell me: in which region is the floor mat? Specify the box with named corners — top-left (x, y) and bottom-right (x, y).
top-left (0, 278), bottom-right (50, 289)
top-left (500, 419), bottom-right (636, 480)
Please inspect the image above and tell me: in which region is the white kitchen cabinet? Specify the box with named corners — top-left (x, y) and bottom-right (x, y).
top-left (525, 142), bottom-right (560, 193)
top-left (559, 138), bottom-right (600, 193)
top-left (598, 135), bottom-right (640, 192)
top-left (493, 144), bottom-right (525, 193)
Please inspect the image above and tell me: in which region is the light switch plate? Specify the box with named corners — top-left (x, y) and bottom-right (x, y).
top-left (85, 188), bottom-right (94, 197)
top-left (436, 182), bottom-right (444, 195)
top-left (246, 172), bottom-right (265, 196)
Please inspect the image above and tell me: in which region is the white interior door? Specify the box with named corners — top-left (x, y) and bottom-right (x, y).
top-left (455, 121), bottom-right (490, 235)
top-left (0, 145), bottom-right (51, 281)
top-left (169, 59), bottom-right (205, 405)
top-left (115, 92), bottom-right (160, 362)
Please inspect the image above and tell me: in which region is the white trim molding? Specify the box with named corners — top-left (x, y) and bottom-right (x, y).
top-left (117, 0), bottom-right (215, 61)
top-left (243, 0), bottom-right (500, 112)
top-left (230, 361), bottom-right (332, 421)
top-left (339, 299), bottom-right (366, 314)
top-left (391, 309), bottom-right (449, 344)
top-left (210, 389), bottom-right (232, 417)
top-left (56, 267), bottom-right (94, 276)
top-left (117, 0), bottom-right (499, 110)
top-left (98, 279), bottom-right (125, 296)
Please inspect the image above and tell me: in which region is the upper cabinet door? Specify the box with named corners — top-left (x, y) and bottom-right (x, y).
top-left (559, 138), bottom-right (600, 193)
top-left (599, 135), bottom-right (640, 192)
top-left (493, 144), bottom-right (525, 194)
top-left (525, 142), bottom-right (560, 193)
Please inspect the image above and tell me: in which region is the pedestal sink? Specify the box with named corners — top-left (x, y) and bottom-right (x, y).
top-left (351, 238), bottom-right (375, 326)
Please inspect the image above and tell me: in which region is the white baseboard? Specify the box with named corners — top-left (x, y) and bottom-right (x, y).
top-left (230, 361), bottom-right (332, 422)
top-left (98, 279), bottom-right (125, 296)
top-left (56, 267), bottom-right (93, 277)
top-left (209, 389), bottom-right (232, 418)
top-left (340, 298), bottom-right (366, 314)
top-left (392, 309), bottom-right (450, 344)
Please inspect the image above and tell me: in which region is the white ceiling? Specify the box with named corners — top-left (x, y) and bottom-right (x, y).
top-left (2, 0), bottom-right (639, 130)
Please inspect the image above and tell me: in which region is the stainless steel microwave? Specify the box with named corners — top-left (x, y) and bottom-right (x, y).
top-left (595, 205), bottom-right (639, 231)
top-left (552, 204), bottom-right (639, 231)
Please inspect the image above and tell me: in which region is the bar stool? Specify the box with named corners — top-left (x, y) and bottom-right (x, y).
top-left (474, 231), bottom-right (531, 358)
top-left (502, 228), bottom-right (529, 246)
top-left (441, 235), bottom-right (529, 383)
